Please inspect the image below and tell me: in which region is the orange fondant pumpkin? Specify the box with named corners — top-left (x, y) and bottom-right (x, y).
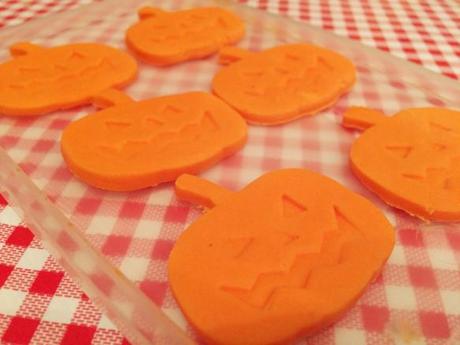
top-left (169, 169), bottom-right (394, 345)
top-left (0, 42), bottom-right (137, 116)
top-left (61, 91), bottom-right (247, 191)
top-left (344, 106), bottom-right (460, 222)
top-left (212, 44), bottom-right (356, 125)
top-left (125, 7), bottom-right (245, 66)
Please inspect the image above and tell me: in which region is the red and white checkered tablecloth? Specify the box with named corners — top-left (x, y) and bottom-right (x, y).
top-left (0, 1), bottom-right (459, 345)
top-left (0, 195), bottom-right (128, 345)
top-left (0, 0), bottom-right (459, 80)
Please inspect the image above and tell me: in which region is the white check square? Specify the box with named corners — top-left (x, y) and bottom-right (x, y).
top-left (16, 248), bottom-right (49, 270)
top-left (0, 207), bottom-right (22, 227)
top-left (385, 285), bottom-right (417, 310)
top-left (335, 328), bottom-right (366, 345)
top-left (0, 289), bottom-right (27, 316)
top-left (120, 257), bottom-right (149, 282)
top-left (43, 296), bottom-right (79, 323)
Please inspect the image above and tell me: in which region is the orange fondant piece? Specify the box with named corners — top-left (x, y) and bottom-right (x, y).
top-left (212, 44), bottom-right (356, 125)
top-left (345, 107), bottom-right (460, 221)
top-left (169, 169), bottom-right (395, 345)
top-left (125, 7), bottom-right (245, 66)
top-left (342, 106), bottom-right (386, 130)
top-left (0, 42), bottom-right (137, 116)
top-left (61, 91), bottom-right (247, 191)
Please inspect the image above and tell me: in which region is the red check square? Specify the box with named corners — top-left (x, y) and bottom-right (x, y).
top-left (408, 266), bottom-right (437, 289)
top-left (140, 280), bottom-right (168, 305)
top-left (101, 235), bottom-right (131, 256)
top-left (164, 205), bottom-right (188, 223)
top-left (0, 194), bottom-right (7, 206)
top-left (6, 226), bottom-right (34, 247)
top-left (119, 201), bottom-right (145, 219)
top-left (0, 264), bottom-right (14, 287)
top-left (32, 139), bottom-right (55, 152)
top-left (2, 317), bottom-right (40, 344)
top-left (360, 305), bottom-right (389, 332)
top-left (30, 271), bottom-right (64, 295)
top-left (398, 228), bottom-right (424, 247)
top-left (151, 239), bottom-right (174, 260)
top-left (420, 311), bottom-right (450, 339)
top-left (446, 231), bottom-right (460, 250)
top-left (75, 198), bottom-right (102, 215)
top-left (61, 324), bottom-right (96, 345)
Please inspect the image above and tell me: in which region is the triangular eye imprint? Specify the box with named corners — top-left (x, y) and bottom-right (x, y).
top-left (8, 83), bottom-right (25, 89)
top-left (54, 63), bottom-right (68, 71)
top-left (162, 104), bottom-right (183, 115)
top-left (218, 17), bottom-right (230, 28)
top-left (385, 145), bottom-right (413, 158)
top-left (401, 173), bottom-right (424, 180)
top-left (244, 89), bottom-right (264, 97)
top-left (241, 70), bottom-right (264, 78)
top-left (144, 116), bottom-right (164, 126)
top-left (104, 120), bottom-right (132, 130)
top-left (282, 194), bottom-right (307, 217)
top-left (67, 50), bottom-right (87, 61)
top-left (430, 122), bottom-right (454, 132)
top-left (230, 237), bottom-right (254, 259)
top-left (191, 13), bottom-right (205, 20)
top-left (201, 111), bottom-right (220, 131)
top-left (275, 66), bottom-right (290, 74)
top-left (432, 143), bottom-right (447, 151)
top-left (19, 66), bottom-right (39, 73)
top-left (284, 53), bottom-right (301, 61)
top-left (443, 177), bottom-right (459, 190)
top-left (318, 57), bottom-right (333, 71)
top-left (333, 205), bottom-right (367, 239)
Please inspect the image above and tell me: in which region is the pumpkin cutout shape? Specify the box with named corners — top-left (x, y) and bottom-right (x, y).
top-left (61, 91), bottom-right (247, 191)
top-left (0, 42), bottom-right (137, 116)
top-left (344, 106), bottom-right (460, 222)
top-left (169, 169), bottom-right (395, 345)
top-left (125, 7), bottom-right (245, 66)
top-left (211, 44), bottom-right (356, 125)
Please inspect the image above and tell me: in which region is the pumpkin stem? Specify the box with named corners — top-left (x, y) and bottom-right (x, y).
top-left (175, 174), bottom-right (233, 209)
top-left (91, 89), bottom-right (134, 109)
top-left (9, 42), bottom-right (45, 58)
top-left (342, 106), bottom-right (387, 131)
top-left (218, 46), bottom-right (254, 65)
top-left (138, 7), bottom-right (166, 20)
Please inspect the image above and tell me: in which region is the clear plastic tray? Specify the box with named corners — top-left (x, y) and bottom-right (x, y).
top-left (0, 1), bottom-right (459, 344)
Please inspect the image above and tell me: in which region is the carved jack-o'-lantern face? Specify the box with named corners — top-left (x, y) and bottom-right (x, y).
top-left (125, 7), bottom-right (245, 66)
top-left (61, 91), bottom-right (247, 191)
top-left (169, 169), bottom-right (394, 345)
top-left (346, 107), bottom-right (460, 222)
top-left (212, 44), bottom-right (356, 125)
top-left (0, 42), bottom-right (137, 116)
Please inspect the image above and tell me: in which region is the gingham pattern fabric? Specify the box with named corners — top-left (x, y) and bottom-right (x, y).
top-left (0, 0), bottom-right (459, 80)
top-left (0, 196), bottom-right (128, 345)
top-left (0, 1), bottom-right (459, 345)
top-left (0, 0), bottom-right (97, 28)
top-left (241, 0), bottom-right (460, 80)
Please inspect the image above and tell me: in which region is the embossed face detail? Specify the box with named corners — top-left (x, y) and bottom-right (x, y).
top-left (61, 92), bottom-right (247, 191)
top-left (125, 7), bottom-right (245, 66)
top-left (212, 44), bottom-right (356, 125)
top-left (350, 108), bottom-right (460, 221)
top-left (169, 169), bottom-right (394, 345)
top-left (0, 43), bottom-right (137, 116)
